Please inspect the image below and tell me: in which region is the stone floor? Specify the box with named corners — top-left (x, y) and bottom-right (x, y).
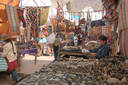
top-left (0, 54), bottom-right (54, 85)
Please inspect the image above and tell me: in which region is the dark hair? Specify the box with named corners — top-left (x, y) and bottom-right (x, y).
top-left (99, 35), bottom-right (107, 41)
top-left (4, 38), bottom-right (15, 55)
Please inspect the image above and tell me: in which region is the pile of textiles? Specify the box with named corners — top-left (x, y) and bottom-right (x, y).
top-left (62, 46), bottom-right (81, 52)
top-left (91, 20), bottom-right (105, 28)
top-left (0, 57), bottom-right (8, 72)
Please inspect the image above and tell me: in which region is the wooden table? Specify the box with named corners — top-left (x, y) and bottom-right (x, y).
top-left (17, 48), bottom-right (38, 66)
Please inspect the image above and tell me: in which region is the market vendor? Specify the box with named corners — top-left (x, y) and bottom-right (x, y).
top-left (53, 32), bottom-right (61, 60)
top-left (0, 34), bottom-right (18, 84)
top-left (89, 35), bottom-right (110, 59)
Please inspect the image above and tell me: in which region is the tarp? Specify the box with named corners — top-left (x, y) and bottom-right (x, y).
top-left (19, 0), bottom-right (52, 8)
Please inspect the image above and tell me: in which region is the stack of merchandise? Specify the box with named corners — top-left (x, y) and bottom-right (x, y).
top-left (85, 41), bottom-right (100, 50)
top-left (16, 56), bottom-right (128, 85)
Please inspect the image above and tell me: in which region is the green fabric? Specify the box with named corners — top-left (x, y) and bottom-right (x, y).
top-left (54, 38), bottom-right (60, 46)
top-left (0, 57), bottom-right (8, 72)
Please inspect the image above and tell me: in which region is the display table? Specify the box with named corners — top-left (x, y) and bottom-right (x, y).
top-left (16, 42), bottom-right (39, 66)
top-left (18, 48), bottom-right (38, 65)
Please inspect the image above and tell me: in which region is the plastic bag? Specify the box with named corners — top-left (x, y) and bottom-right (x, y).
top-left (46, 33), bottom-right (56, 44)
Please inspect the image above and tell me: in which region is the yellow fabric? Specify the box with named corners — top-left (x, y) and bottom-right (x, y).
top-left (40, 7), bottom-right (49, 25)
top-left (0, 0), bottom-right (19, 34)
top-left (54, 38), bottom-right (60, 46)
top-left (2, 42), bottom-right (17, 62)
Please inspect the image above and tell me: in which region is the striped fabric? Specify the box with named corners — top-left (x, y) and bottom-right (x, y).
top-left (118, 0), bottom-right (128, 31)
top-left (6, 5), bottom-right (20, 33)
top-left (118, 0), bottom-right (128, 58)
top-left (0, 57), bottom-right (8, 72)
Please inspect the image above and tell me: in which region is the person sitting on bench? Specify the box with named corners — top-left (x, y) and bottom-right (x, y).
top-left (89, 35), bottom-right (110, 59)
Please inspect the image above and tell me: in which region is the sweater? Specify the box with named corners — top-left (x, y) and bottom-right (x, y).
top-left (2, 42), bottom-right (17, 62)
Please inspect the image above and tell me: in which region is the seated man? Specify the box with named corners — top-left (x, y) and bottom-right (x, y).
top-left (89, 35), bottom-right (110, 59)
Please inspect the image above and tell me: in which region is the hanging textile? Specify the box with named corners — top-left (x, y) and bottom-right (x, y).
top-left (118, 0), bottom-right (128, 32)
top-left (40, 7), bottom-right (49, 26)
top-left (120, 29), bottom-right (128, 58)
top-left (102, 0), bottom-right (118, 24)
top-left (17, 8), bottom-right (26, 27)
top-left (25, 7), bottom-right (40, 29)
top-left (118, 0), bottom-right (128, 58)
top-left (6, 5), bottom-right (20, 33)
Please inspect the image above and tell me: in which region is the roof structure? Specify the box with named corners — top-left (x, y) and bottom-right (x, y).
top-left (19, 0), bottom-right (52, 8)
top-left (51, 0), bottom-right (102, 12)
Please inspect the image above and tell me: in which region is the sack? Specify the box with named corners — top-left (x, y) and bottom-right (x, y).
top-left (46, 33), bottom-right (56, 44)
top-left (0, 57), bottom-right (8, 72)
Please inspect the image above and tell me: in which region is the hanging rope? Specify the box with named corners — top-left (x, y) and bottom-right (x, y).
top-left (33, 0), bottom-right (39, 7)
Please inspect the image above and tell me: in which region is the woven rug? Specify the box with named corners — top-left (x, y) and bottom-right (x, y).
top-left (6, 5), bottom-right (20, 33)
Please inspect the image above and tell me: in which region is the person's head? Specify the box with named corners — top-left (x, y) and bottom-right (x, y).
top-left (4, 38), bottom-right (12, 43)
top-left (0, 34), bottom-right (11, 43)
top-left (99, 35), bottom-right (107, 45)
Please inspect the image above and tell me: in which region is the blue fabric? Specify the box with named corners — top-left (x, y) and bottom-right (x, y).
top-left (90, 43), bottom-right (110, 59)
top-left (91, 20), bottom-right (105, 27)
top-left (11, 70), bottom-right (18, 81)
top-left (39, 38), bottom-right (43, 43)
top-left (69, 34), bottom-right (74, 41)
top-left (72, 15), bottom-right (79, 20)
top-left (42, 38), bottom-right (47, 43)
top-left (53, 46), bottom-right (59, 60)
top-left (0, 57), bottom-right (8, 72)
top-left (48, 28), bottom-right (52, 31)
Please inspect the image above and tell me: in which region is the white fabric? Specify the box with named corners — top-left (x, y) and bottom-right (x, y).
top-left (46, 33), bottom-right (56, 44)
top-left (19, 0), bottom-right (52, 7)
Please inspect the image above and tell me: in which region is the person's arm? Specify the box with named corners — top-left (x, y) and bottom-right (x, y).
top-left (95, 45), bottom-right (110, 59)
top-left (89, 47), bottom-right (99, 53)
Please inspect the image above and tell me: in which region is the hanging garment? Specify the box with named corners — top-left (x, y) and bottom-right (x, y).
top-left (120, 29), bottom-right (128, 58)
top-left (91, 20), bottom-right (105, 27)
top-left (40, 7), bottom-right (49, 26)
top-left (6, 5), bottom-right (20, 33)
top-left (118, 0), bottom-right (128, 32)
top-left (17, 9), bottom-right (26, 27)
top-left (25, 7), bottom-right (40, 29)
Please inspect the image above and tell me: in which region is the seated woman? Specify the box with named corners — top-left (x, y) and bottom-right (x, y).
top-left (89, 35), bottom-right (110, 59)
top-left (0, 34), bottom-right (18, 84)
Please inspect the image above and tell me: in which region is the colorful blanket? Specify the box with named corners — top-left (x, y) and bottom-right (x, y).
top-left (25, 8), bottom-right (40, 29)
top-left (6, 5), bottom-right (20, 33)
top-left (0, 57), bottom-right (8, 72)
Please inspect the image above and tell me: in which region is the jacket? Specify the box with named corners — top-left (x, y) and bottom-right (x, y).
top-left (90, 43), bottom-right (110, 59)
top-left (2, 42), bottom-right (17, 62)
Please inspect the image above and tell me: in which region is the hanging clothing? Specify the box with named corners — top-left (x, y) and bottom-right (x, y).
top-left (17, 9), bottom-right (26, 27)
top-left (25, 7), bottom-right (40, 29)
top-left (40, 7), bottom-right (50, 25)
top-left (6, 5), bottom-right (20, 33)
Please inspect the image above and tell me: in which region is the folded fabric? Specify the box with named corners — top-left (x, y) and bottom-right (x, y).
top-left (20, 48), bottom-right (38, 55)
top-left (0, 57), bottom-right (8, 72)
